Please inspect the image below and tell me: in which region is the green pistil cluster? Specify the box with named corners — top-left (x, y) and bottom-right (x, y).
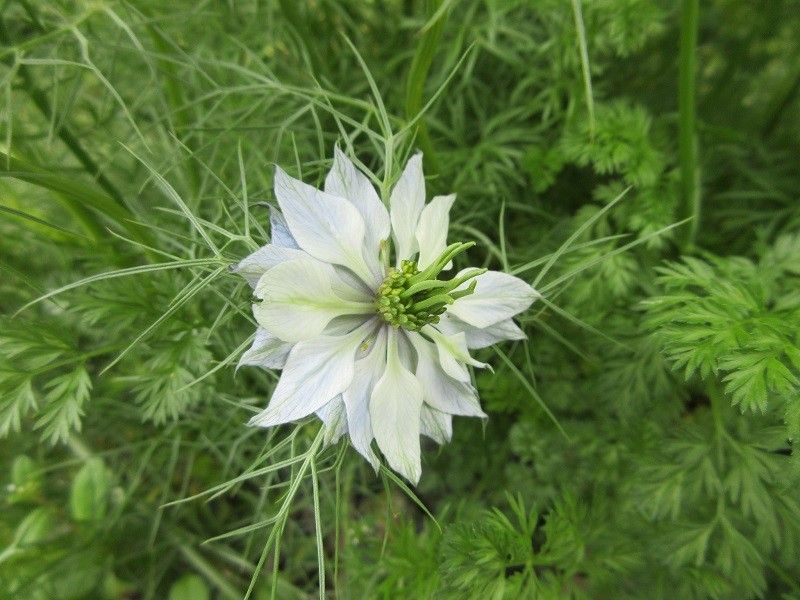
top-left (375, 242), bottom-right (485, 331)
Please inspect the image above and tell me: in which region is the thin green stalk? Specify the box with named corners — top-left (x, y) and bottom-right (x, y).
top-left (0, 203), bottom-right (91, 242)
top-left (570, 0), bottom-right (595, 137)
top-left (404, 0), bottom-right (448, 175)
top-left (66, 435), bottom-right (93, 461)
top-left (311, 456), bottom-right (325, 600)
top-left (706, 378), bottom-right (731, 468)
top-left (176, 540), bottom-right (240, 600)
top-left (244, 429), bottom-right (325, 600)
top-left (761, 61), bottom-right (800, 137)
top-left (492, 347), bottom-right (569, 440)
top-left (677, 0), bottom-right (700, 249)
top-left (142, 14), bottom-right (203, 195)
top-left (333, 460), bottom-right (344, 599)
top-left (277, 0), bottom-right (323, 74)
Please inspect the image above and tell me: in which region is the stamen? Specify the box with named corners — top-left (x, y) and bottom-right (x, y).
top-left (413, 294), bottom-right (454, 312)
top-left (375, 244), bottom-right (482, 331)
top-left (400, 279), bottom-right (449, 298)
top-left (407, 242), bottom-right (475, 286)
top-left (449, 280), bottom-right (478, 300)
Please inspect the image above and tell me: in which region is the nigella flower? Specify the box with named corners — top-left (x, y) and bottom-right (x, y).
top-left (235, 148), bottom-right (538, 484)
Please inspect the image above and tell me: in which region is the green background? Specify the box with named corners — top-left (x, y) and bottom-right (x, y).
top-left (1, 1), bottom-right (799, 598)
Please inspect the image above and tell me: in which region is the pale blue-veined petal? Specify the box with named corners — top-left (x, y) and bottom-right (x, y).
top-left (369, 327), bottom-right (423, 484)
top-left (448, 270), bottom-right (539, 329)
top-left (249, 319), bottom-right (378, 428)
top-left (420, 406), bottom-right (452, 445)
top-left (237, 327), bottom-right (293, 371)
top-left (316, 397), bottom-right (348, 446)
top-left (274, 166), bottom-right (376, 285)
top-left (407, 331), bottom-right (486, 417)
top-left (269, 207), bottom-right (299, 249)
top-left (341, 327), bottom-right (388, 469)
top-left (389, 153), bottom-right (425, 264)
top-left (233, 245), bottom-right (306, 288)
top-left (437, 312), bottom-right (526, 349)
top-left (325, 147), bottom-right (389, 282)
top-left (415, 194), bottom-right (456, 270)
top-left (253, 256), bottom-right (374, 342)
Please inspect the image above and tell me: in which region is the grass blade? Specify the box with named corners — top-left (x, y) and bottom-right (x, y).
top-left (677, 0), bottom-right (700, 249)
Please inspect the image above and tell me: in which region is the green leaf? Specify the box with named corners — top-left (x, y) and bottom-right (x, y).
top-left (12, 508), bottom-right (54, 548)
top-left (70, 458), bottom-right (112, 522)
top-left (168, 574), bottom-right (210, 600)
top-left (9, 455), bottom-right (42, 503)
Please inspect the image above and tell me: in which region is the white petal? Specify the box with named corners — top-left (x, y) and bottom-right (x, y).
top-left (317, 397), bottom-right (348, 446)
top-left (415, 194), bottom-right (455, 270)
top-left (238, 328), bottom-right (294, 371)
top-left (420, 406), bottom-right (452, 445)
top-left (237, 245), bottom-right (372, 303)
top-left (325, 147), bottom-right (389, 281)
top-left (438, 313), bottom-right (526, 349)
top-left (269, 207), bottom-right (299, 249)
top-left (233, 245), bottom-right (306, 288)
top-left (448, 270), bottom-right (539, 329)
top-left (396, 329), bottom-right (417, 368)
top-left (389, 153), bottom-right (425, 264)
top-left (369, 328), bottom-right (423, 484)
top-left (249, 321), bottom-right (374, 428)
top-left (253, 256), bottom-right (373, 342)
top-left (407, 332), bottom-right (486, 417)
top-left (341, 327), bottom-right (387, 469)
top-left (421, 325), bottom-right (489, 382)
top-left (274, 166), bottom-right (375, 285)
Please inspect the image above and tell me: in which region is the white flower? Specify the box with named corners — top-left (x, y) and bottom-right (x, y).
top-left (235, 148), bottom-right (539, 484)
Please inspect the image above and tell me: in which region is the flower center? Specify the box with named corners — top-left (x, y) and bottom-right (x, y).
top-left (375, 242), bottom-right (485, 331)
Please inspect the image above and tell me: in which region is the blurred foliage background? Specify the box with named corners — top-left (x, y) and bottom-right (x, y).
top-left (1, 0), bottom-right (799, 598)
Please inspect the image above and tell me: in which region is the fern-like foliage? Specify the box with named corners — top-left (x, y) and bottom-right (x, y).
top-left (438, 494), bottom-right (638, 599)
top-left (644, 236), bottom-right (800, 438)
top-left (561, 101), bottom-right (666, 188)
top-left (0, 318), bottom-right (92, 443)
top-left (439, 498), bottom-right (536, 598)
top-left (630, 411), bottom-right (799, 599)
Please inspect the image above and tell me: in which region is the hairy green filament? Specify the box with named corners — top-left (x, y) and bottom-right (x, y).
top-left (375, 244), bottom-right (485, 331)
